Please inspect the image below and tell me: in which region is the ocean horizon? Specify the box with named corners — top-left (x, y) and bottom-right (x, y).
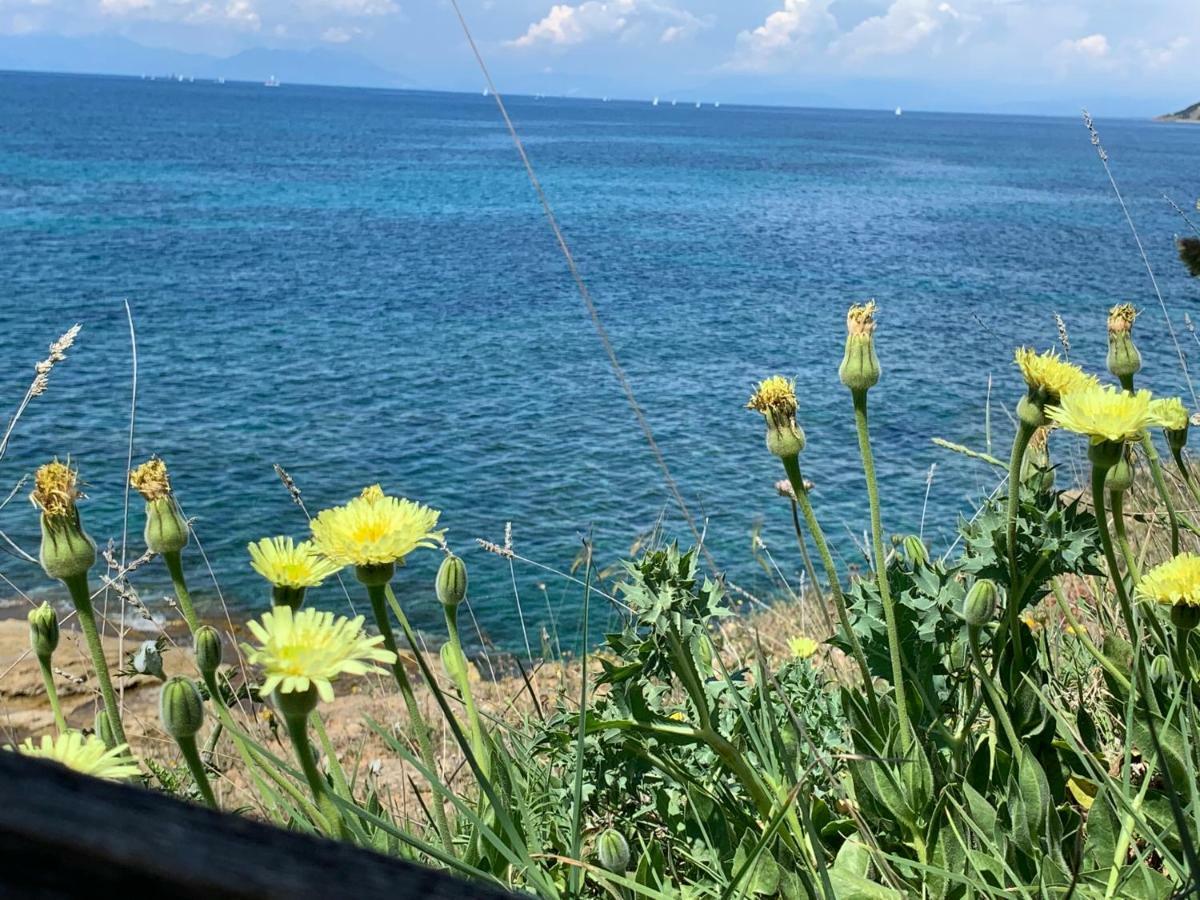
top-left (2, 69), bottom-right (1198, 652)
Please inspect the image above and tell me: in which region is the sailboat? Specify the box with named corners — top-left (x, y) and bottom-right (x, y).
top-left (895, 106), bottom-right (903, 116)
top-left (714, 101), bottom-right (720, 108)
top-left (652, 96), bottom-right (659, 106)
top-left (265, 75), bottom-right (280, 88)
top-left (483, 87), bottom-right (489, 97)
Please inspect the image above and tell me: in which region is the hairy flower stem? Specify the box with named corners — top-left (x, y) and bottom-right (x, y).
top-left (283, 711), bottom-right (346, 838)
top-left (163, 550), bottom-right (200, 634)
top-left (64, 574), bottom-right (126, 747)
top-left (366, 583), bottom-right (453, 848)
top-left (966, 629), bottom-right (1021, 753)
top-left (175, 733), bottom-right (218, 808)
top-left (781, 455), bottom-right (878, 720)
top-left (35, 655), bottom-right (67, 734)
top-left (1170, 446), bottom-right (1200, 509)
top-left (1004, 420), bottom-right (1036, 670)
top-left (1140, 433), bottom-right (1181, 556)
top-left (1109, 491), bottom-right (1141, 585)
top-left (1091, 465), bottom-right (1139, 645)
top-left (443, 604), bottom-right (489, 779)
top-left (851, 390), bottom-right (910, 742)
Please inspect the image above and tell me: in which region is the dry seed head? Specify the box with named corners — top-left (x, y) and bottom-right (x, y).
top-left (846, 300), bottom-right (877, 337)
top-left (31, 459), bottom-right (80, 518)
top-left (1107, 303), bottom-right (1137, 334)
top-left (129, 457), bottom-right (171, 501)
top-left (746, 376), bottom-right (797, 417)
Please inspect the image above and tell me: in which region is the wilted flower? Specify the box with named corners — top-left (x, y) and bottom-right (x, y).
top-left (746, 376), bottom-right (805, 458)
top-left (1106, 304), bottom-right (1141, 382)
top-left (310, 486), bottom-right (443, 570)
top-left (243, 606), bottom-right (396, 703)
top-left (30, 460), bottom-right (95, 582)
top-left (838, 301), bottom-right (881, 393)
top-left (11, 731), bottom-right (139, 780)
top-left (130, 457), bottom-right (189, 556)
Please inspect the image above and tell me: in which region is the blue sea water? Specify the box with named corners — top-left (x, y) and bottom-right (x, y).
top-left (1, 70), bottom-right (1198, 651)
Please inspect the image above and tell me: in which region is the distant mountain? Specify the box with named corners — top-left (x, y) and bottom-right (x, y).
top-left (1158, 101), bottom-right (1200, 122)
top-left (0, 34), bottom-right (407, 89)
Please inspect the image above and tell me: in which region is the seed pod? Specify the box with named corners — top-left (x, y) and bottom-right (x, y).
top-left (961, 579), bottom-right (999, 628)
top-left (1105, 304), bottom-right (1141, 381)
top-left (194, 626), bottom-right (222, 681)
top-left (436, 554), bottom-right (468, 610)
top-left (596, 829), bottom-right (631, 873)
top-left (838, 301), bottom-right (881, 393)
top-left (160, 676), bottom-right (205, 739)
top-left (28, 602), bottom-right (59, 660)
top-left (1105, 450), bottom-right (1134, 495)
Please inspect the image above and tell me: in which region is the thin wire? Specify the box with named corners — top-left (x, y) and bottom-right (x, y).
top-left (448, 0), bottom-right (715, 572)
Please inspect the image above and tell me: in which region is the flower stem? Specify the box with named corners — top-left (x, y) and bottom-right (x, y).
top-left (1170, 446), bottom-right (1200, 509)
top-left (163, 550), bottom-right (200, 634)
top-left (175, 733), bottom-right (218, 808)
top-left (1091, 465), bottom-right (1139, 644)
top-left (1109, 490), bottom-right (1141, 585)
top-left (1050, 578), bottom-right (1130, 692)
top-left (64, 574), bottom-right (126, 747)
top-left (1004, 420), bottom-right (1035, 669)
top-left (282, 711), bottom-right (346, 838)
top-left (781, 454), bottom-right (878, 720)
top-left (36, 655), bottom-right (67, 734)
top-left (366, 583), bottom-right (453, 848)
top-left (1140, 433), bottom-right (1180, 556)
top-left (443, 604), bottom-right (489, 779)
top-left (851, 389), bottom-right (910, 743)
top-left (966, 629), bottom-right (1021, 754)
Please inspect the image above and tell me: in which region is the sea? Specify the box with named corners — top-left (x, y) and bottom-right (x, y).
top-left (1, 70), bottom-right (1198, 652)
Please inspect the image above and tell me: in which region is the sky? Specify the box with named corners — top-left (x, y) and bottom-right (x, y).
top-left (0, 0), bottom-right (1196, 114)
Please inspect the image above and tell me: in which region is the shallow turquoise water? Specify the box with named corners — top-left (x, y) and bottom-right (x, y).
top-left (1, 71), bottom-right (1198, 650)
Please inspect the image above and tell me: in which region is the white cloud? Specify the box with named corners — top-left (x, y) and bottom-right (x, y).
top-left (1058, 32), bottom-right (1109, 59)
top-left (833, 0), bottom-right (973, 61)
top-left (321, 23), bottom-right (360, 41)
top-left (726, 0), bottom-right (839, 71)
top-left (1137, 35), bottom-right (1188, 69)
top-left (98, 0), bottom-right (261, 30)
top-left (508, 0), bottom-right (708, 49)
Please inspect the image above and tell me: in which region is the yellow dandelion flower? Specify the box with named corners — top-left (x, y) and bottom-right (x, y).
top-left (1150, 397), bottom-right (1188, 433)
top-left (1014, 348), bottom-right (1097, 402)
top-left (11, 731), bottom-right (140, 780)
top-left (129, 457), bottom-right (172, 501)
top-left (30, 459), bottom-right (81, 518)
top-left (243, 605), bottom-right (396, 703)
top-left (248, 536), bottom-right (342, 588)
top-left (1021, 613), bottom-right (1042, 632)
top-left (1137, 553), bottom-right (1200, 609)
top-left (1046, 384), bottom-right (1164, 444)
top-left (310, 488), bottom-right (444, 567)
top-left (788, 635), bottom-right (819, 659)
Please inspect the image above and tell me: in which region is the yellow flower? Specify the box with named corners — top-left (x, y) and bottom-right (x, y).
top-left (788, 635), bottom-right (819, 659)
top-left (1046, 385), bottom-right (1164, 444)
top-left (129, 457), bottom-right (172, 501)
top-left (30, 459), bottom-right (81, 518)
top-left (310, 487), bottom-right (444, 567)
top-left (11, 731), bottom-right (140, 780)
top-left (1013, 348), bottom-right (1096, 402)
top-left (243, 605), bottom-right (396, 702)
top-left (248, 536), bottom-right (342, 588)
top-left (1150, 397), bottom-right (1189, 433)
top-left (1137, 553), bottom-right (1200, 609)
top-left (1021, 613), bottom-right (1042, 632)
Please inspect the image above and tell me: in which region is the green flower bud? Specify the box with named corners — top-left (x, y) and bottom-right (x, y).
top-left (95, 709), bottom-right (116, 749)
top-left (746, 377), bottom-right (806, 459)
top-left (961, 579), bottom-right (999, 628)
top-left (27, 602), bottom-right (59, 660)
top-left (1106, 304), bottom-right (1141, 382)
top-left (1171, 604), bottom-right (1200, 632)
top-left (355, 562), bottom-right (395, 587)
top-left (1021, 427), bottom-right (1055, 492)
top-left (596, 829), bottom-right (631, 873)
top-left (130, 459), bottom-right (189, 556)
top-left (838, 301), bottom-right (881, 393)
top-left (897, 534), bottom-right (929, 569)
top-left (194, 626), bottom-right (222, 681)
top-left (32, 461), bottom-right (96, 583)
top-left (436, 554), bottom-right (468, 609)
top-left (1105, 449), bottom-right (1134, 495)
top-left (1149, 654), bottom-right (1172, 684)
top-left (1017, 394), bottom-right (1047, 430)
top-left (160, 676), bottom-right (205, 739)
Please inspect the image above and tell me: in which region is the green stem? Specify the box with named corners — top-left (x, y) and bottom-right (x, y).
top-left (852, 390), bottom-right (910, 743)
top-left (311, 711), bottom-right (353, 801)
top-left (163, 550), bottom-right (200, 634)
top-left (1140, 433), bottom-right (1180, 556)
top-left (64, 574), bottom-right (127, 747)
top-left (201, 721), bottom-right (223, 766)
top-left (176, 733), bottom-right (218, 808)
top-left (781, 455), bottom-right (879, 720)
top-left (1171, 446), bottom-right (1200, 510)
top-left (1050, 578), bottom-right (1130, 692)
top-left (443, 605), bottom-right (489, 779)
top-left (366, 583), bottom-right (453, 849)
top-left (1091, 465), bottom-right (1149, 663)
top-left (1110, 490), bottom-right (1141, 586)
top-left (283, 711), bottom-right (346, 838)
top-left (36, 655), bottom-right (67, 734)
top-left (967, 630), bottom-right (1021, 751)
top-left (1004, 421), bottom-right (1035, 670)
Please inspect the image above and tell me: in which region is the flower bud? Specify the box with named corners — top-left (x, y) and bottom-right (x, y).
top-left (1105, 304), bottom-right (1141, 382)
top-left (838, 301), bottom-right (881, 393)
top-left (194, 626), bottom-right (222, 681)
top-left (1105, 449), bottom-right (1134, 495)
top-left (746, 376), bottom-right (805, 459)
top-left (32, 460), bottom-right (96, 582)
top-left (131, 459), bottom-right (189, 556)
top-left (596, 829), bottom-right (631, 873)
top-left (28, 602), bottom-right (59, 660)
top-left (161, 676), bottom-right (205, 739)
top-left (896, 534), bottom-right (929, 569)
top-left (961, 579), bottom-right (998, 628)
top-left (1149, 654), bottom-right (1172, 684)
top-left (436, 554), bottom-right (468, 610)
top-left (1021, 427), bottom-right (1055, 492)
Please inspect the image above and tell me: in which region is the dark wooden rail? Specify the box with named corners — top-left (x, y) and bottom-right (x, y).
top-left (0, 750), bottom-right (524, 898)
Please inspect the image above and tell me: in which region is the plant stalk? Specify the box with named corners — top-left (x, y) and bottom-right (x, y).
top-left (176, 733), bottom-right (218, 808)
top-left (64, 574), bottom-right (127, 747)
top-left (163, 550), bottom-right (200, 634)
top-left (36, 654), bottom-right (67, 734)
